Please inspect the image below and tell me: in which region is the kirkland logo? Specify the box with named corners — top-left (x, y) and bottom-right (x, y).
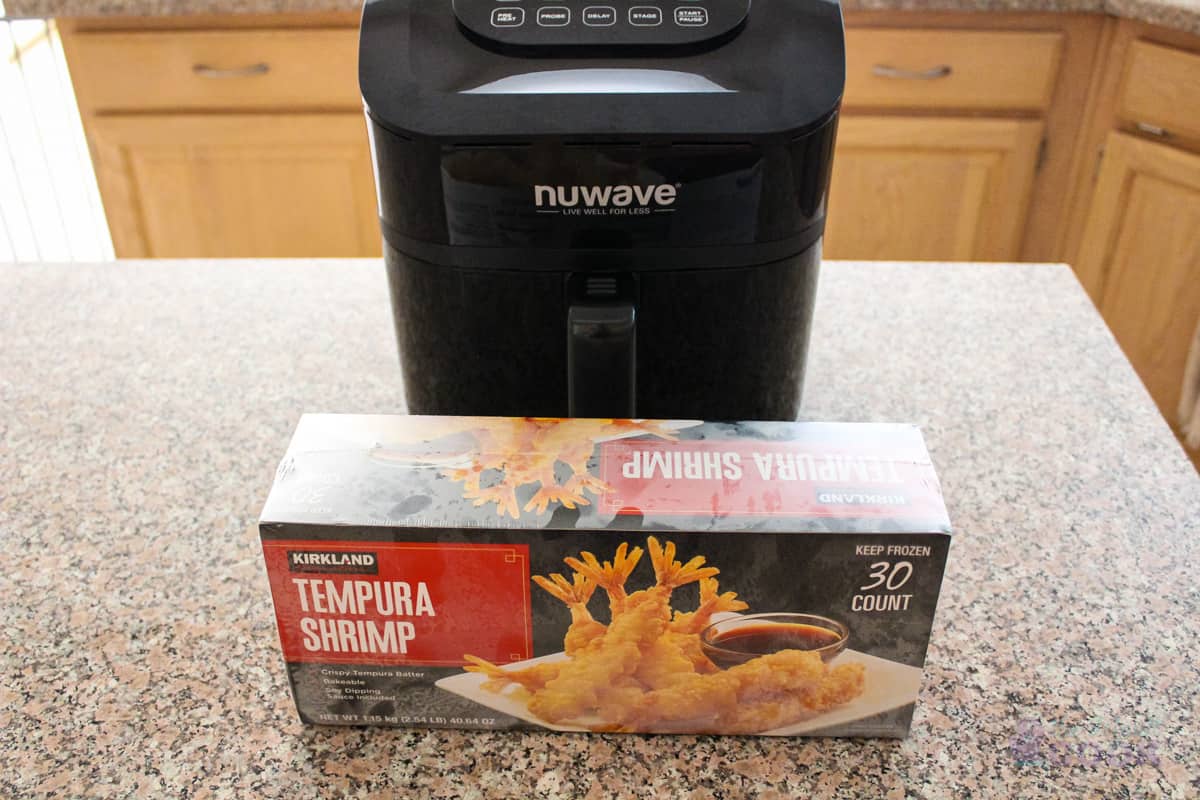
top-left (816, 489), bottom-right (909, 506)
top-left (287, 551), bottom-right (379, 574)
top-left (534, 183), bottom-right (678, 209)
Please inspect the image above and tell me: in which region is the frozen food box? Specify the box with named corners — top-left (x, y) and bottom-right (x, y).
top-left (258, 415), bottom-right (951, 737)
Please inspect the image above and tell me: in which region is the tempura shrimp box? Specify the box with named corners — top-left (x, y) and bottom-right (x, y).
top-left (258, 415), bottom-right (952, 738)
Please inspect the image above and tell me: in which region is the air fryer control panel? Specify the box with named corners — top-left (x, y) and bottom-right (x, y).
top-left (452, 0), bottom-right (749, 47)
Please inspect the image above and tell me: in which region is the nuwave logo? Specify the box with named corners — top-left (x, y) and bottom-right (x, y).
top-left (534, 184), bottom-right (678, 208)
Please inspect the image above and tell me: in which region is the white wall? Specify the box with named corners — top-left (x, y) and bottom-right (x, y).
top-left (0, 8), bottom-right (113, 263)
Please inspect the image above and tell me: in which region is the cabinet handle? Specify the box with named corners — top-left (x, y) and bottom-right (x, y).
top-left (192, 62), bottom-right (271, 79)
top-left (1134, 121), bottom-right (1169, 138)
top-left (871, 64), bottom-right (953, 80)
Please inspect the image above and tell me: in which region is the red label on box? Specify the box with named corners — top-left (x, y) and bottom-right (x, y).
top-left (261, 541), bottom-right (532, 666)
top-left (599, 439), bottom-right (944, 519)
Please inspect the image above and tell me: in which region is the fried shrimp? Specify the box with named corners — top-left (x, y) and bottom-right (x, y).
top-left (466, 537), bottom-right (867, 733)
top-left (721, 659), bottom-right (866, 734)
top-left (531, 541), bottom-right (712, 724)
top-left (462, 655), bottom-right (562, 692)
top-left (531, 571), bottom-right (606, 655)
top-left (670, 578), bottom-right (749, 634)
top-left (527, 616), bottom-right (652, 723)
top-left (663, 577), bottom-right (750, 673)
top-left (564, 542), bottom-right (643, 616)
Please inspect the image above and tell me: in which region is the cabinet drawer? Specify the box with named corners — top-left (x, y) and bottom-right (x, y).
top-left (1118, 41), bottom-right (1200, 142)
top-left (67, 28), bottom-right (359, 112)
top-left (844, 29), bottom-right (1063, 111)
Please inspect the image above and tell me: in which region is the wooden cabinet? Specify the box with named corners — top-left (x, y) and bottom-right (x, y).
top-left (88, 113), bottom-right (378, 258)
top-left (822, 20), bottom-right (1097, 262)
top-left (826, 117), bottom-right (1044, 261)
top-left (60, 14), bottom-right (380, 258)
top-left (1077, 133), bottom-right (1200, 430)
top-left (1063, 25), bottom-right (1200, 466)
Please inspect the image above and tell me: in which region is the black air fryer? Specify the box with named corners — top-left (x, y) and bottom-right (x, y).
top-left (360, 0), bottom-right (845, 420)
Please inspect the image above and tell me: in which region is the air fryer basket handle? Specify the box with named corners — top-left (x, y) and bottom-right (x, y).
top-left (567, 303), bottom-right (636, 418)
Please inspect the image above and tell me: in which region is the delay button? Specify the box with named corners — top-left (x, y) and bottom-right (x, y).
top-left (583, 6), bottom-right (616, 25)
top-left (629, 6), bottom-right (663, 25)
top-left (537, 6), bottom-right (570, 25)
top-left (674, 6), bottom-right (708, 25)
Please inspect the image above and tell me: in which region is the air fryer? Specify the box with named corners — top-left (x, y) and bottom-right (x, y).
top-left (360, 0), bottom-right (845, 420)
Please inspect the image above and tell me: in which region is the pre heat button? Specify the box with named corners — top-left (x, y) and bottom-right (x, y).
top-left (536, 6), bottom-right (570, 25)
top-left (491, 7), bottom-right (525, 26)
top-left (674, 6), bottom-right (708, 25)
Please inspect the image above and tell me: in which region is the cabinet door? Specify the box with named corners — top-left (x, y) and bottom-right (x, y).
top-left (1077, 132), bottom-right (1200, 429)
top-left (88, 113), bottom-right (380, 258)
top-left (825, 117), bottom-right (1043, 261)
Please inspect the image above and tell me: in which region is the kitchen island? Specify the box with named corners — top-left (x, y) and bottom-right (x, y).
top-left (0, 260), bottom-right (1197, 798)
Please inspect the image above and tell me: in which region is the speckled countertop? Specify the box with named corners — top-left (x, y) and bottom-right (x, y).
top-left (1, 260), bottom-right (1197, 798)
top-left (5, 0), bottom-right (1200, 35)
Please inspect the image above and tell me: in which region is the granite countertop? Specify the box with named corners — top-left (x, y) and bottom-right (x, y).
top-left (6, 0), bottom-right (1200, 36)
top-left (1, 260), bottom-right (1197, 798)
